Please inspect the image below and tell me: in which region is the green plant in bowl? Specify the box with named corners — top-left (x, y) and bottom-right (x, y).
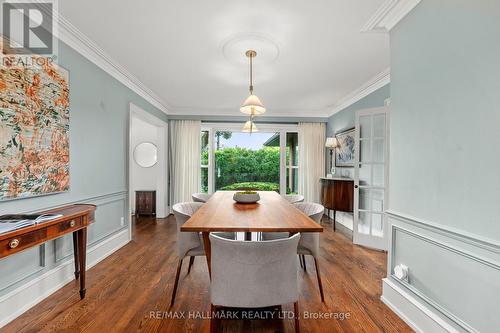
top-left (237, 191), bottom-right (257, 195)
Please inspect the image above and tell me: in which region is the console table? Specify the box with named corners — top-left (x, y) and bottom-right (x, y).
top-left (320, 177), bottom-right (354, 231)
top-left (0, 204), bottom-right (96, 299)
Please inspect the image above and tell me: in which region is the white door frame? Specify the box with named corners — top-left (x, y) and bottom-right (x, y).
top-left (353, 106), bottom-right (390, 250)
top-left (128, 103), bottom-right (169, 227)
top-left (201, 123), bottom-right (298, 195)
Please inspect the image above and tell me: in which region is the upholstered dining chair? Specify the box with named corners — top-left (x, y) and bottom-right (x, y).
top-left (171, 202), bottom-right (205, 307)
top-left (209, 233), bottom-right (301, 333)
top-left (192, 192), bottom-right (212, 203)
top-left (294, 202), bottom-right (325, 302)
top-left (262, 202), bottom-right (325, 302)
top-left (285, 194), bottom-right (304, 204)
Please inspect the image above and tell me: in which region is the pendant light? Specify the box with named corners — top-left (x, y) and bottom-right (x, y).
top-left (242, 118), bottom-right (259, 133)
top-left (240, 50), bottom-right (265, 134)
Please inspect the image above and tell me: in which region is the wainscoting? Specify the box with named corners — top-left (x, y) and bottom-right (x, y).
top-left (383, 211), bottom-right (500, 333)
top-left (0, 191), bottom-right (131, 328)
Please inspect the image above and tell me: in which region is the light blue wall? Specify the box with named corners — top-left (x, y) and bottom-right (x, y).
top-left (326, 84), bottom-right (390, 176)
top-left (387, 1), bottom-right (500, 332)
top-left (0, 39), bottom-right (166, 296)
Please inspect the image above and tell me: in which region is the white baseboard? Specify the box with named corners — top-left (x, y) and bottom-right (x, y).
top-left (0, 229), bottom-right (130, 328)
top-left (381, 278), bottom-right (459, 333)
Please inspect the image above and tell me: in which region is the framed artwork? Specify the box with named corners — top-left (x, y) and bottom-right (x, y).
top-left (335, 128), bottom-right (355, 167)
top-left (0, 58), bottom-right (70, 200)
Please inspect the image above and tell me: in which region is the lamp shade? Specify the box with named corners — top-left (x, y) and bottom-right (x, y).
top-left (242, 120), bottom-right (259, 133)
top-left (325, 137), bottom-right (338, 148)
top-left (240, 94), bottom-right (266, 115)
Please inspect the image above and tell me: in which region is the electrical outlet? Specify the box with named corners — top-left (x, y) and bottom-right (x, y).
top-left (120, 217), bottom-right (125, 227)
top-left (394, 264), bottom-right (409, 282)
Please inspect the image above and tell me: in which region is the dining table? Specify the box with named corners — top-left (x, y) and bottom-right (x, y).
top-left (180, 191), bottom-right (324, 277)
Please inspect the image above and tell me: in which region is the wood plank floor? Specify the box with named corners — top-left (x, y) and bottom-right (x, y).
top-left (3, 215), bottom-right (413, 333)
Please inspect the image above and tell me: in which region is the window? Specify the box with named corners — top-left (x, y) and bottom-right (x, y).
top-left (200, 124), bottom-right (299, 195)
top-left (286, 132), bottom-right (299, 194)
top-left (214, 131), bottom-right (280, 192)
top-left (200, 130), bottom-right (209, 193)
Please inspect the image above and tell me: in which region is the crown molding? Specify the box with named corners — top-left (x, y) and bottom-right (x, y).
top-left (361, 0), bottom-right (421, 32)
top-left (167, 106), bottom-right (332, 118)
top-left (50, 11), bottom-right (171, 114)
top-left (328, 68), bottom-right (390, 116)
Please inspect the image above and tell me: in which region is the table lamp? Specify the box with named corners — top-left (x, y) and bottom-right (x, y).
top-left (325, 137), bottom-right (338, 176)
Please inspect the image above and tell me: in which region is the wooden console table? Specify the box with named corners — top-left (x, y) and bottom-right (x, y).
top-left (320, 177), bottom-right (354, 231)
top-left (0, 204), bottom-right (96, 299)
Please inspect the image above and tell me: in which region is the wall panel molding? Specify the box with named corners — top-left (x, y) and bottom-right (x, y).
top-left (386, 212), bottom-right (500, 332)
top-left (0, 245), bottom-right (46, 293)
top-left (0, 229), bottom-right (130, 328)
top-left (387, 210), bottom-right (500, 254)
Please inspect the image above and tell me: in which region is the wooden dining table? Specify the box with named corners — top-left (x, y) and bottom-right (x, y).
top-left (181, 191), bottom-right (323, 277)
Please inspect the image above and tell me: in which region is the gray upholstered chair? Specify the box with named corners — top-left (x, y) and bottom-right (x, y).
top-left (285, 194), bottom-right (304, 204)
top-left (262, 202), bottom-right (325, 302)
top-left (192, 192), bottom-right (212, 203)
top-left (209, 233), bottom-right (301, 333)
top-left (170, 202), bottom-right (206, 307)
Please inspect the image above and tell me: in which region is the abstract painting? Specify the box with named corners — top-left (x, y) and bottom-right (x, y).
top-left (335, 128), bottom-right (355, 167)
top-left (0, 58), bottom-right (69, 200)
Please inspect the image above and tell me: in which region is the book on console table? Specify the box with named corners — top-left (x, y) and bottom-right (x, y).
top-left (0, 213), bottom-right (63, 234)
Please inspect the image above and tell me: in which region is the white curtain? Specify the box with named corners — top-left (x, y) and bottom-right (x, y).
top-left (298, 122), bottom-right (326, 203)
top-left (170, 120), bottom-right (201, 205)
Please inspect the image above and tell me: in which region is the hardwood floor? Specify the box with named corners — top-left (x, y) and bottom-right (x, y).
top-left (3, 215), bottom-right (413, 333)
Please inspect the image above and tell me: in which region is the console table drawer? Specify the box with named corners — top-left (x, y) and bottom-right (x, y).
top-left (0, 229), bottom-right (48, 256)
top-left (47, 218), bottom-right (83, 237)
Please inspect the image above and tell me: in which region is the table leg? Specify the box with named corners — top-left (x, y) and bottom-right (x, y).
top-left (333, 210), bottom-right (336, 232)
top-left (77, 228), bottom-right (88, 299)
top-left (72, 231), bottom-right (80, 280)
top-left (202, 232), bottom-right (211, 279)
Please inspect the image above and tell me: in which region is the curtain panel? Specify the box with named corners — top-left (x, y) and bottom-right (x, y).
top-left (298, 122), bottom-right (326, 203)
top-left (169, 120), bottom-right (201, 206)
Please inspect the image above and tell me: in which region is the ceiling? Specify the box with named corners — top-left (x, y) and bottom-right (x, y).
top-left (59, 0), bottom-right (389, 117)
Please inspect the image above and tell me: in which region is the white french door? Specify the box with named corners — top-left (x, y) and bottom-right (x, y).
top-left (353, 107), bottom-right (389, 250)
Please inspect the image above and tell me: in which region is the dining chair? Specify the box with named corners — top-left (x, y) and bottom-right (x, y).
top-left (171, 202), bottom-right (206, 307)
top-left (285, 194), bottom-right (305, 204)
top-left (209, 233), bottom-right (301, 333)
top-left (171, 202), bottom-right (235, 307)
top-left (262, 202), bottom-right (325, 302)
top-left (294, 202), bottom-right (325, 302)
top-left (192, 192), bottom-right (212, 203)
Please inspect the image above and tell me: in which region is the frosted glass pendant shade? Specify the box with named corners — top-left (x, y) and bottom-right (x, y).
top-left (242, 120), bottom-right (259, 133)
top-left (240, 94), bottom-right (266, 115)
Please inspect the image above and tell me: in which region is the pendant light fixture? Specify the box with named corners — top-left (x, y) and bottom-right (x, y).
top-left (240, 50), bottom-right (265, 133)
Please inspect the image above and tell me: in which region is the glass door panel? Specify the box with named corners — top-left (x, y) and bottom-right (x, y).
top-left (354, 107), bottom-right (389, 250)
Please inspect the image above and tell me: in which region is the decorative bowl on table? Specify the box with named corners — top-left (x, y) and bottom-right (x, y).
top-left (233, 191), bottom-right (260, 204)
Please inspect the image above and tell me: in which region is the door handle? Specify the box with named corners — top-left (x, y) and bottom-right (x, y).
top-left (354, 185), bottom-right (359, 188)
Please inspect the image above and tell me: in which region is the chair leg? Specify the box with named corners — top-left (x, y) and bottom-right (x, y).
top-left (187, 256), bottom-right (195, 275)
top-left (294, 301), bottom-right (300, 333)
top-left (302, 255), bottom-right (307, 272)
top-left (170, 258), bottom-right (183, 307)
top-left (210, 304), bottom-right (218, 333)
top-left (298, 255), bottom-right (303, 269)
top-left (313, 257), bottom-right (325, 302)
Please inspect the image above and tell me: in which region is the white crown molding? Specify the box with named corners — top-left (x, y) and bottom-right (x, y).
top-left (49, 10), bottom-right (171, 114)
top-left (361, 0), bottom-right (421, 32)
top-left (328, 68), bottom-right (390, 116)
top-left (167, 106), bottom-right (332, 118)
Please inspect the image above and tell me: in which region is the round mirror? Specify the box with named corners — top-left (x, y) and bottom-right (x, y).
top-left (134, 142), bottom-right (158, 168)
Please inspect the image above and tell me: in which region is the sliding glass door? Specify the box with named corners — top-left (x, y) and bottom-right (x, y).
top-left (200, 124), bottom-right (298, 195)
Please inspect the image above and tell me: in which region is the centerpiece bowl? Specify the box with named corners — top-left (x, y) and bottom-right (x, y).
top-left (233, 191), bottom-right (260, 204)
